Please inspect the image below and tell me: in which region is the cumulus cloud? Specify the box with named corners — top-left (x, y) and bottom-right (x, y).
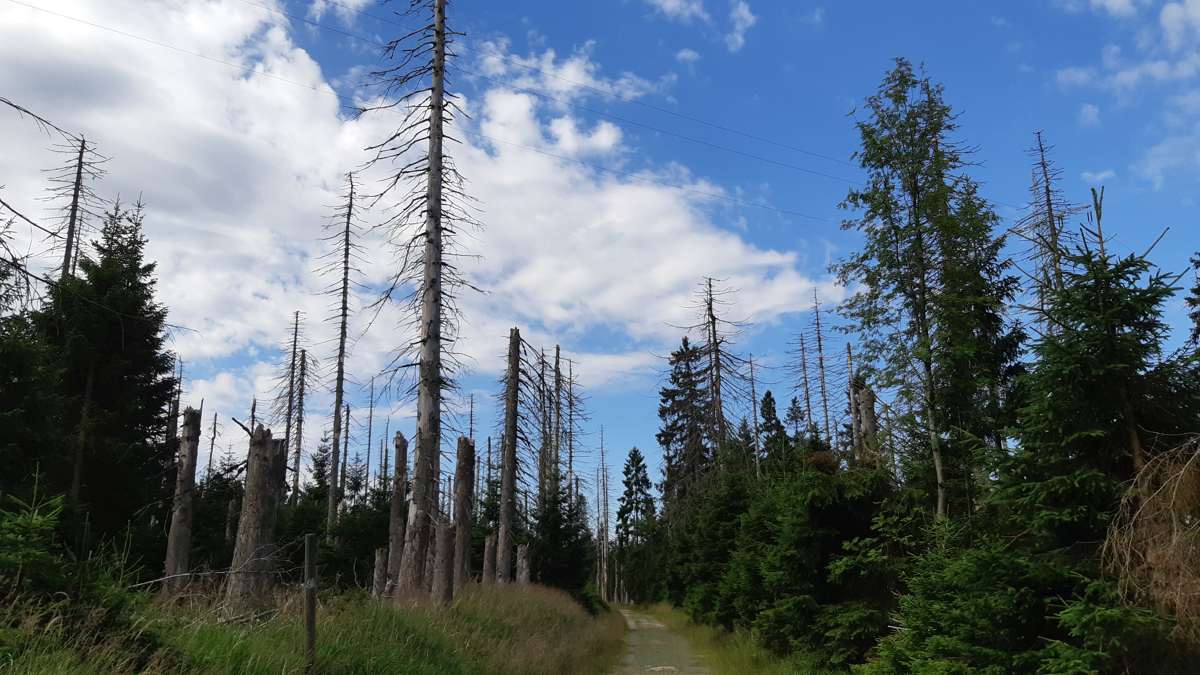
top-left (1079, 102), bottom-right (1102, 126)
top-left (643, 0), bottom-right (710, 22)
top-left (675, 47), bottom-right (701, 64)
top-left (1161, 0), bottom-right (1200, 51)
top-left (1056, 0), bottom-right (1145, 17)
top-left (0, 0), bottom-right (833, 465)
top-left (1081, 169), bottom-right (1116, 183)
top-left (725, 1), bottom-right (757, 52)
top-left (307, 0), bottom-right (373, 24)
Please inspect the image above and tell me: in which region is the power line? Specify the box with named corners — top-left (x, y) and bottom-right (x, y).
top-left (229, 0), bottom-right (857, 184)
top-left (10, 0), bottom-right (822, 220)
top-left (464, 129), bottom-right (830, 221)
top-left (308, 0), bottom-right (853, 167)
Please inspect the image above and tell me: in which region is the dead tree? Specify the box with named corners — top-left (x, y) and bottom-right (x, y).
top-left (858, 384), bottom-right (880, 465)
top-left (273, 313), bottom-right (317, 505)
top-left (226, 425), bottom-right (277, 609)
top-left (163, 407), bottom-right (201, 593)
top-left (364, 377), bottom-right (375, 501)
top-left (42, 136), bottom-right (107, 281)
top-left (319, 173), bottom-right (362, 526)
top-left (372, 548), bottom-right (387, 598)
top-left (812, 291), bottom-right (832, 446)
top-left (482, 533), bottom-right (496, 583)
top-left (1014, 131), bottom-right (1080, 326)
top-left (452, 436), bottom-right (474, 593)
top-left (681, 278), bottom-right (751, 454)
top-left (386, 432), bottom-right (408, 593)
top-left (365, 0), bottom-right (477, 598)
top-left (205, 411), bottom-right (220, 483)
top-left (496, 328), bottom-right (520, 582)
top-left (847, 344), bottom-right (861, 459)
top-left (515, 544), bottom-right (530, 585)
top-left (749, 354), bottom-right (761, 475)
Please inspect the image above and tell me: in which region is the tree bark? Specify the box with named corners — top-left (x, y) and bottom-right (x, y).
top-left (386, 432), bottom-right (408, 594)
top-left (452, 436), bottom-right (474, 593)
top-left (497, 327), bottom-right (520, 582)
top-left (482, 533), bottom-right (496, 584)
top-left (226, 425), bottom-right (276, 609)
top-left (163, 406), bottom-right (201, 593)
top-left (432, 522), bottom-right (455, 605)
top-left (371, 547), bottom-right (387, 598)
top-left (516, 544), bottom-right (530, 585)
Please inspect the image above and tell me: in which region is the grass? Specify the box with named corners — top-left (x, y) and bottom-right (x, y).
top-left (638, 603), bottom-right (841, 675)
top-left (3, 584), bottom-right (625, 675)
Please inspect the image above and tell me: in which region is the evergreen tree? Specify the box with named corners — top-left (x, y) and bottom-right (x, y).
top-left (657, 336), bottom-right (710, 518)
top-left (615, 447), bottom-right (656, 602)
top-left (835, 58), bottom-right (1019, 520)
top-left (759, 391), bottom-right (789, 467)
top-left (36, 200), bottom-right (175, 556)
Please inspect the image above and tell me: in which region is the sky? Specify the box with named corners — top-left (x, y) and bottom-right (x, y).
top-left (2, 0), bottom-right (1198, 504)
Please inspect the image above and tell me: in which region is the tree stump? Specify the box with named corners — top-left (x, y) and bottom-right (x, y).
top-left (371, 547), bottom-right (387, 598)
top-left (452, 437), bottom-right (474, 594)
top-left (225, 425), bottom-right (277, 609)
top-left (482, 533), bottom-right (496, 584)
top-left (516, 544), bottom-right (530, 585)
top-left (163, 406), bottom-right (201, 593)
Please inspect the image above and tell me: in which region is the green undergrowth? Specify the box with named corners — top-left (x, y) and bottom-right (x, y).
top-left (4, 584), bottom-right (625, 675)
top-left (640, 603), bottom-right (841, 675)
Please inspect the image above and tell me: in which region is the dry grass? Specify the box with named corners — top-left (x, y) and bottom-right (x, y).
top-left (1105, 436), bottom-right (1200, 642)
top-left (4, 584), bottom-right (625, 675)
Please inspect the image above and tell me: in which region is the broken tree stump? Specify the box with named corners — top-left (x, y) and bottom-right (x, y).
top-left (225, 425), bottom-right (277, 609)
top-left (386, 432), bottom-right (408, 595)
top-left (163, 406), bottom-right (201, 594)
top-left (372, 548), bottom-right (387, 598)
top-left (452, 436), bottom-right (474, 594)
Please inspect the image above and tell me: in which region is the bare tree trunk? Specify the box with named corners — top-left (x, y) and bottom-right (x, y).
top-left (798, 333), bottom-right (813, 430)
top-left (364, 376), bottom-right (374, 502)
top-left (432, 522), bottom-right (455, 605)
top-left (386, 432), bottom-right (408, 594)
top-left (372, 548), bottom-right (387, 598)
top-left (60, 136), bottom-right (85, 282)
top-left (283, 313), bottom-right (299, 501)
top-left (813, 291), bottom-right (832, 447)
top-left (858, 385), bottom-right (879, 466)
top-left (749, 354), bottom-right (760, 475)
top-left (339, 404), bottom-right (349, 499)
top-left (705, 278), bottom-right (726, 443)
top-left (292, 349), bottom-right (308, 506)
top-left (482, 533), bottom-right (496, 584)
top-left (847, 344), bottom-right (860, 461)
top-left (452, 436), bottom-right (474, 594)
top-left (226, 426), bottom-right (277, 609)
top-left (163, 407), bottom-right (201, 593)
top-left (206, 411), bottom-right (218, 483)
top-left (516, 544), bottom-right (530, 585)
top-left (497, 327), bottom-right (520, 582)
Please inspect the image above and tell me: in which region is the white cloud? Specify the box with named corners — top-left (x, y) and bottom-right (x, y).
top-left (991, 16), bottom-right (1011, 28)
top-left (476, 38), bottom-right (662, 105)
top-left (1161, 0), bottom-right (1200, 50)
top-left (643, 0), bottom-right (710, 22)
top-left (1056, 0), bottom-right (1144, 17)
top-left (1079, 102), bottom-right (1102, 126)
top-left (675, 47), bottom-right (701, 64)
top-left (1, 0), bottom-right (833, 464)
top-left (1081, 169), bottom-right (1116, 183)
top-left (1056, 65), bottom-right (1097, 86)
top-left (307, 0), bottom-right (372, 24)
top-left (725, 0), bottom-right (757, 52)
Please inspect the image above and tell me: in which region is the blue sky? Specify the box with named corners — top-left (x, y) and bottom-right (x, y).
top-left (2, 0), bottom-right (1198, 500)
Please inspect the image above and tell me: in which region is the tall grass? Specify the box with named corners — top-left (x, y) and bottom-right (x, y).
top-left (3, 585), bottom-right (624, 675)
top-left (639, 603), bottom-right (841, 675)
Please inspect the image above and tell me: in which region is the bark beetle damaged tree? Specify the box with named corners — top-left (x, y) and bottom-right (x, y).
top-left (363, 0), bottom-right (478, 597)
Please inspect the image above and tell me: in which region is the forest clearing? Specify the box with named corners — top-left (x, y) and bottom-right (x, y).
top-left (4, 0), bottom-right (1200, 673)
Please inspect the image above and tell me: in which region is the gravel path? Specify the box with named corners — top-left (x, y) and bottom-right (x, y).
top-left (610, 609), bottom-right (711, 674)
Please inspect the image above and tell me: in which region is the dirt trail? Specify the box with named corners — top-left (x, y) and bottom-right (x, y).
top-left (611, 609), bottom-right (710, 674)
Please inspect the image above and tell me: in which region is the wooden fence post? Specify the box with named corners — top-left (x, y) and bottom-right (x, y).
top-left (304, 533), bottom-right (317, 673)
